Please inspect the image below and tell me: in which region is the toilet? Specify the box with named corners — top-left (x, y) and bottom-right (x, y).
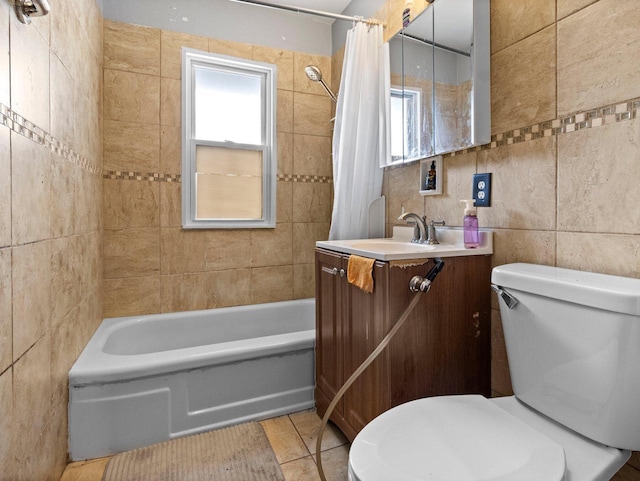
top-left (348, 263), bottom-right (640, 481)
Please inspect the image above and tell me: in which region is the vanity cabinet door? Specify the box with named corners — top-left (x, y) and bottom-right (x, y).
top-left (315, 250), bottom-right (391, 440)
top-left (315, 250), bottom-right (346, 418)
top-left (386, 256), bottom-right (492, 406)
top-left (342, 260), bottom-right (390, 435)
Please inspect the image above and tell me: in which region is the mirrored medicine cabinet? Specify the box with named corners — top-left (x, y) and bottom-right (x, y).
top-left (389, 0), bottom-right (490, 164)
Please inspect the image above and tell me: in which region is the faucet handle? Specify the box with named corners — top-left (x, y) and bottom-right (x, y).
top-left (426, 220), bottom-right (445, 245)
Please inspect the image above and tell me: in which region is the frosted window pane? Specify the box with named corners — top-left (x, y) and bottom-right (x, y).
top-left (196, 174), bottom-right (262, 219)
top-left (194, 65), bottom-right (263, 144)
top-left (196, 145), bottom-right (262, 177)
top-left (195, 145), bottom-right (263, 220)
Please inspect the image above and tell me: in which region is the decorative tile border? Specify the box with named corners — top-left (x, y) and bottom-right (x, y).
top-left (103, 170), bottom-right (181, 182)
top-left (102, 172), bottom-right (334, 184)
top-left (0, 103), bottom-right (101, 176)
top-left (446, 96), bottom-right (640, 158)
top-left (10, 92), bottom-right (638, 179)
top-left (0, 103), bottom-right (335, 184)
top-left (277, 174), bottom-right (333, 184)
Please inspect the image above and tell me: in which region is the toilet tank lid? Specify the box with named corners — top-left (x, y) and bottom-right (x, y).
top-left (491, 263), bottom-right (640, 316)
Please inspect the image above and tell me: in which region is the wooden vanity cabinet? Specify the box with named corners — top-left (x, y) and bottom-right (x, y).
top-left (314, 248), bottom-right (491, 442)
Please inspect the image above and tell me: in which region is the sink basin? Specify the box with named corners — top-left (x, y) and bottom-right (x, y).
top-left (316, 227), bottom-right (493, 261)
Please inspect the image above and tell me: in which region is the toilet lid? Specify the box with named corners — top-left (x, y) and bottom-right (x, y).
top-left (349, 395), bottom-right (566, 481)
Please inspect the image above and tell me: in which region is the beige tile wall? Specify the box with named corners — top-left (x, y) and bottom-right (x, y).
top-left (102, 21), bottom-right (333, 317)
top-left (0, 0), bottom-right (104, 479)
top-left (1, 0), bottom-right (636, 477)
top-left (371, 0), bottom-right (640, 475)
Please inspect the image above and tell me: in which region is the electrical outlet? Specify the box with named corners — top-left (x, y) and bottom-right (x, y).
top-left (473, 173), bottom-right (491, 207)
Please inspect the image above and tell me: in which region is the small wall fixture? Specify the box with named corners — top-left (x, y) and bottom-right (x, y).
top-left (15, 0), bottom-right (50, 24)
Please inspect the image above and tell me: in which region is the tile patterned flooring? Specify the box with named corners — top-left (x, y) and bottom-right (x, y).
top-left (59, 409), bottom-right (349, 481)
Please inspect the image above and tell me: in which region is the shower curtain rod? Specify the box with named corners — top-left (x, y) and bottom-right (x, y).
top-left (401, 32), bottom-right (471, 57)
top-left (229, 0), bottom-right (385, 27)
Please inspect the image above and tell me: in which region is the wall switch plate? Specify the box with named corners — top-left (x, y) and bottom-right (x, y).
top-left (473, 173), bottom-right (491, 207)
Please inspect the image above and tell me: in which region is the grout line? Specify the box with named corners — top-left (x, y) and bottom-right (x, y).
top-left (554, 105), bottom-right (559, 267)
top-left (491, 21), bottom-right (557, 58)
top-left (447, 226), bottom-right (640, 237)
top-left (277, 453), bottom-right (318, 471)
top-left (287, 412), bottom-right (313, 457)
top-left (554, 0), bottom-right (560, 269)
top-left (556, 0), bottom-right (599, 23)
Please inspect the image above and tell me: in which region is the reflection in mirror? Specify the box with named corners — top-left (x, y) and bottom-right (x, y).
top-left (389, 0), bottom-right (490, 160)
top-left (389, 6), bottom-right (434, 164)
top-left (430, 0), bottom-right (474, 153)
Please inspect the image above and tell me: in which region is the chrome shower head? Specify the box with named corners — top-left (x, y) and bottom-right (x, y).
top-left (304, 65), bottom-right (337, 103)
top-left (305, 65), bottom-right (323, 82)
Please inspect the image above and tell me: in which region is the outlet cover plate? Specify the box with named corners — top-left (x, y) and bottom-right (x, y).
top-left (473, 173), bottom-right (491, 207)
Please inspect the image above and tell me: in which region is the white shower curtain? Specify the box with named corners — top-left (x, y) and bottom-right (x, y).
top-left (328, 22), bottom-right (390, 241)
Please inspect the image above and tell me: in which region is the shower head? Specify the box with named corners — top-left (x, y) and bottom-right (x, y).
top-left (304, 65), bottom-right (338, 103)
top-left (305, 65), bottom-right (323, 82)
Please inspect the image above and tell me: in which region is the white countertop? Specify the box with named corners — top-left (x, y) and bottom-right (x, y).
top-left (316, 227), bottom-right (493, 261)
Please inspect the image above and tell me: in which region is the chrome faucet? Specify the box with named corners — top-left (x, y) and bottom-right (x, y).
top-left (398, 212), bottom-right (428, 243)
top-left (426, 220), bottom-right (446, 245)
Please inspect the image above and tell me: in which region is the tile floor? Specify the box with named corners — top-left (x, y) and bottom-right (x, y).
top-left (59, 409), bottom-right (350, 481)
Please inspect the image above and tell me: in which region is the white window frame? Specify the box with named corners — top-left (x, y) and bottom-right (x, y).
top-left (181, 47), bottom-right (277, 229)
top-left (390, 86), bottom-right (422, 163)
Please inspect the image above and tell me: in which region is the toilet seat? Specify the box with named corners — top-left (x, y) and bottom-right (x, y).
top-left (348, 395), bottom-right (566, 481)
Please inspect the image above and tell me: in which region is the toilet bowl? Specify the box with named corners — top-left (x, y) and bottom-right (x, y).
top-left (348, 395), bottom-right (630, 481)
top-left (348, 263), bottom-right (640, 481)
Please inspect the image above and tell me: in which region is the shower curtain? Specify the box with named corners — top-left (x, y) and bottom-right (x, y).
top-left (328, 22), bottom-right (390, 241)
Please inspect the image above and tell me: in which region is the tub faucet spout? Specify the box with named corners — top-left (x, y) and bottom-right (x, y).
top-left (398, 212), bottom-right (427, 243)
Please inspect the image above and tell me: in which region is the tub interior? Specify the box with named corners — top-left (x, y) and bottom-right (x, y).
top-left (103, 299), bottom-right (315, 355)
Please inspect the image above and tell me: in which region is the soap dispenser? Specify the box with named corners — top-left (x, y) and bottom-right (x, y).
top-left (460, 199), bottom-right (479, 248)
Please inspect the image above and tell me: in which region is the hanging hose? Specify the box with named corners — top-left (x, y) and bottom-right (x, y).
top-left (315, 258), bottom-right (445, 481)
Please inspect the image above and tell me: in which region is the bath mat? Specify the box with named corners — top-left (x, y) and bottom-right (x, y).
top-left (102, 422), bottom-right (285, 481)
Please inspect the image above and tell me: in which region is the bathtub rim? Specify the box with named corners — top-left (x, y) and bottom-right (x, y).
top-left (70, 298), bottom-right (315, 387)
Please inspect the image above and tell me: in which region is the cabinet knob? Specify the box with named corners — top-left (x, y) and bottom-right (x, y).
top-left (332, 267), bottom-right (338, 276)
top-left (339, 268), bottom-right (346, 277)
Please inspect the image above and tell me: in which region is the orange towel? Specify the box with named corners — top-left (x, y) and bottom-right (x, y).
top-left (347, 255), bottom-right (375, 294)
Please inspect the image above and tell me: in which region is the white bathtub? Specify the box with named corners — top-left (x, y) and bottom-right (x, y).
top-left (68, 298), bottom-right (315, 461)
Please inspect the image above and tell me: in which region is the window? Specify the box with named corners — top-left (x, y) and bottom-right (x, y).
top-left (182, 48), bottom-right (277, 228)
top-left (390, 86), bottom-right (421, 163)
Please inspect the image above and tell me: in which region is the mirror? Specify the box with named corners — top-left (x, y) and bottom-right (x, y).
top-left (389, 7), bottom-right (434, 163)
top-left (388, 0), bottom-right (490, 163)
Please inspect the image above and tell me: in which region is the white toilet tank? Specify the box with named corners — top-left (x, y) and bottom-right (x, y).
top-left (491, 263), bottom-right (640, 452)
